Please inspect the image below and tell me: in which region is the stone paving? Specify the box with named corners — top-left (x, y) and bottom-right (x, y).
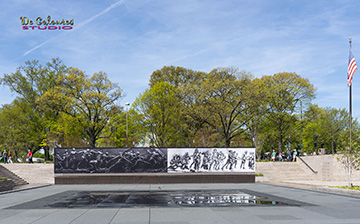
top-left (1, 183), bottom-right (360, 224)
top-left (2, 163), bottom-right (360, 223)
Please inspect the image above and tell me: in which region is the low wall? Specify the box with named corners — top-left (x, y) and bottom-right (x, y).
top-left (54, 147), bottom-right (256, 184)
top-left (301, 155), bottom-right (360, 182)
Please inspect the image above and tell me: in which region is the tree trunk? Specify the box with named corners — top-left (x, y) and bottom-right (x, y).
top-left (225, 138), bottom-right (231, 147)
top-left (278, 131), bottom-right (283, 153)
top-left (90, 137), bottom-right (96, 148)
top-left (89, 130), bottom-right (97, 148)
top-left (44, 146), bottom-right (50, 161)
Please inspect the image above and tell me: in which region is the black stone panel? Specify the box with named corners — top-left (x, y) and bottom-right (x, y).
top-left (54, 147), bottom-right (167, 173)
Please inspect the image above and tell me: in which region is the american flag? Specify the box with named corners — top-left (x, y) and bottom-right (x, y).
top-left (348, 48), bottom-right (357, 87)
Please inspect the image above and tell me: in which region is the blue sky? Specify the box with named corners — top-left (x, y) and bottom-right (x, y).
top-left (1, 0), bottom-right (360, 118)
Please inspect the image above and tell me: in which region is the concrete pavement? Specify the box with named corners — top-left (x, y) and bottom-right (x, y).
top-left (2, 163), bottom-right (360, 223)
top-left (1, 183), bottom-right (360, 224)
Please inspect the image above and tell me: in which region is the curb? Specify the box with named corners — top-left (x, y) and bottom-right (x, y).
top-left (0, 184), bottom-right (52, 195)
top-left (320, 186), bottom-right (360, 197)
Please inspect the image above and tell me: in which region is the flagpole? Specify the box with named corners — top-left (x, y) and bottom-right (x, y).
top-left (349, 37), bottom-right (352, 153)
top-left (347, 38), bottom-right (358, 186)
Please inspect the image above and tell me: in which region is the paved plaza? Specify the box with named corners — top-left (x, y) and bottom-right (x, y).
top-left (1, 183), bottom-right (360, 224)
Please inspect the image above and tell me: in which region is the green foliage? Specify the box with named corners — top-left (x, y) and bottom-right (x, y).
top-left (33, 152), bottom-right (53, 161)
top-left (330, 186), bottom-right (360, 191)
top-left (39, 68), bottom-right (123, 148)
top-left (134, 82), bottom-right (182, 147)
top-left (303, 107), bottom-right (350, 154)
top-left (261, 72), bottom-right (316, 152)
top-left (0, 58), bottom-right (124, 153)
top-left (244, 78), bottom-right (269, 156)
top-left (256, 159), bottom-right (271, 162)
top-left (4, 60), bottom-right (360, 161)
top-left (149, 66), bottom-right (206, 88)
top-left (187, 67), bottom-right (255, 147)
top-left (0, 58), bottom-right (66, 159)
top-left (148, 66), bottom-right (207, 147)
top-left (0, 99), bottom-right (41, 158)
top-left (98, 106), bottom-right (145, 148)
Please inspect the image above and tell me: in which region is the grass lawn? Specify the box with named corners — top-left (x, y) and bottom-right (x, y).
top-left (330, 186), bottom-right (360, 191)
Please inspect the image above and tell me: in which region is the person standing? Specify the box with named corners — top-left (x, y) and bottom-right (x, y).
top-left (292, 150), bottom-right (298, 162)
top-left (27, 149), bottom-right (33, 163)
top-left (271, 150), bottom-right (276, 162)
top-left (2, 150), bottom-right (8, 164)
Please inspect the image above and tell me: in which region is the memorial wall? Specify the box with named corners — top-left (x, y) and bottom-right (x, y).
top-left (54, 147), bottom-right (255, 174)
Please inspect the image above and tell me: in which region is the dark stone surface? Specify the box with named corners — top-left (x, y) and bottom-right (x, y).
top-left (55, 173), bottom-right (255, 184)
top-left (0, 180), bottom-right (16, 192)
top-left (55, 148), bottom-right (167, 173)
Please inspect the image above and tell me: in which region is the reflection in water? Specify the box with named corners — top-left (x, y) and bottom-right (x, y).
top-left (172, 193), bottom-right (258, 206)
top-left (48, 190), bottom-right (290, 208)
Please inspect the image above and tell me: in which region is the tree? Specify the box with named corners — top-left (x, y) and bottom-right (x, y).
top-left (49, 113), bottom-right (86, 148)
top-left (0, 99), bottom-right (43, 161)
top-left (134, 82), bottom-right (181, 147)
top-left (98, 106), bottom-right (145, 148)
top-left (318, 108), bottom-right (349, 153)
top-left (182, 67), bottom-right (256, 147)
top-left (1, 58), bottom-right (66, 159)
top-left (149, 66), bottom-right (206, 88)
top-left (39, 68), bottom-right (123, 148)
top-left (149, 66), bottom-right (207, 146)
top-left (243, 77), bottom-right (269, 156)
top-left (302, 106), bottom-right (350, 154)
top-left (261, 72), bottom-right (316, 152)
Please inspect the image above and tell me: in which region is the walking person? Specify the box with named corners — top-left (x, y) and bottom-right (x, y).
top-left (279, 152), bottom-right (284, 162)
top-left (8, 151), bottom-right (13, 164)
top-left (287, 148), bottom-right (291, 161)
top-left (27, 149), bottom-right (33, 163)
top-left (2, 150), bottom-right (8, 164)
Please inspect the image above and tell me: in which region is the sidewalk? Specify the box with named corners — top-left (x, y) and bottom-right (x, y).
top-left (273, 180), bottom-right (360, 196)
